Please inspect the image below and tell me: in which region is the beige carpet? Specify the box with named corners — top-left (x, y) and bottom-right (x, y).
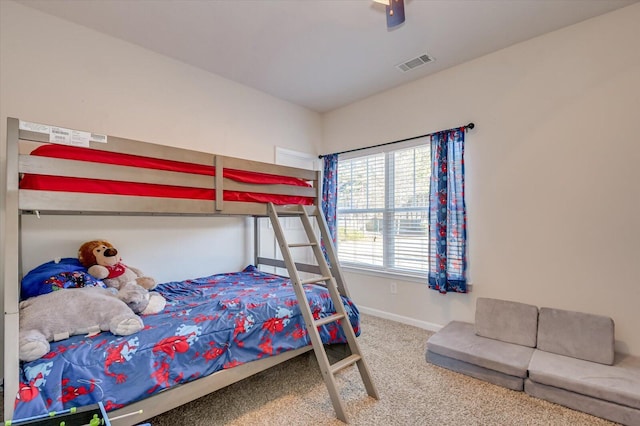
top-left (146, 314), bottom-right (617, 426)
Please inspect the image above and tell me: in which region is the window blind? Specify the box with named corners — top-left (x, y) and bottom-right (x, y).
top-left (337, 141), bottom-right (431, 275)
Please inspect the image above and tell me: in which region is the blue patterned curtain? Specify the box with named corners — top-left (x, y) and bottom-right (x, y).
top-left (321, 154), bottom-right (339, 260)
top-left (429, 128), bottom-right (467, 293)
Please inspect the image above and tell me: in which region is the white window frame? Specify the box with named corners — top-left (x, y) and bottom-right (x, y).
top-left (336, 138), bottom-right (430, 279)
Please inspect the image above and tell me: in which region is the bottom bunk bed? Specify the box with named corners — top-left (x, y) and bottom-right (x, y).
top-left (12, 264), bottom-right (360, 425)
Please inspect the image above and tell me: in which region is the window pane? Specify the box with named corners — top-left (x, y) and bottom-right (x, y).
top-left (336, 212), bottom-right (383, 267)
top-left (392, 146), bottom-right (430, 208)
top-left (337, 154), bottom-right (385, 210)
top-left (390, 209), bottom-right (429, 272)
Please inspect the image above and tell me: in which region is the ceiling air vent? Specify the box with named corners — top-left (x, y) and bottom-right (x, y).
top-left (396, 54), bottom-right (434, 72)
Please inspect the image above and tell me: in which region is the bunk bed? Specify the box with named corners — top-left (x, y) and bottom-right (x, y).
top-left (3, 117), bottom-right (377, 425)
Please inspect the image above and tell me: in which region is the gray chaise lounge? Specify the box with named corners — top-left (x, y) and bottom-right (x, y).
top-left (426, 298), bottom-right (640, 426)
top-left (426, 298), bottom-right (538, 391)
top-left (525, 307), bottom-right (640, 426)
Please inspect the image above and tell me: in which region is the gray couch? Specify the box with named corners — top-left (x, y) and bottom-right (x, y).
top-left (426, 298), bottom-right (640, 426)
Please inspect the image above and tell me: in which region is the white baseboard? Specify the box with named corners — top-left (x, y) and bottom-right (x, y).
top-left (358, 306), bottom-right (443, 332)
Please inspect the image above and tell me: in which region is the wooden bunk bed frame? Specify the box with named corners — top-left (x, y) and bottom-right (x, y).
top-left (3, 117), bottom-right (377, 425)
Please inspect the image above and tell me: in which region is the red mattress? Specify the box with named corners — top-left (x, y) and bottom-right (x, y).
top-left (19, 144), bottom-right (314, 205)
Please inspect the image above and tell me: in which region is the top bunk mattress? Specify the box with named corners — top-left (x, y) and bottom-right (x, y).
top-left (19, 144), bottom-right (315, 206)
top-left (13, 265), bottom-right (359, 421)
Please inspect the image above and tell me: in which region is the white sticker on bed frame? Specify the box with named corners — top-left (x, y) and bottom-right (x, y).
top-left (49, 126), bottom-right (91, 147)
top-left (19, 120), bottom-right (105, 146)
top-left (90, 133), bottom-right (108, 143)
top-left (19, 120), bottom-right (51, 134)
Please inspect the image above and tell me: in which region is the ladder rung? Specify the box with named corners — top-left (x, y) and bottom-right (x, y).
top-left (275, 211), bottom-right (304, 216)
top-left (301, 276), bottom-right (332, 285)
top-left (314, 312), bottom-right (345, 327)
top-left (330, 354), bottom-right (362, 374)
top-left (289, 242), bottom-right (317, 248)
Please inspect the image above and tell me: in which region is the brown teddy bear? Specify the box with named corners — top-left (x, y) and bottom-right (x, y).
top-left (79, 240), bottom-right (156, 290)
top-left (79, 240), bottom-right (166, 315)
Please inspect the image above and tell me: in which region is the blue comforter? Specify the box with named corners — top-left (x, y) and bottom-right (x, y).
top-left (13, 266), bottom-right (359, 419)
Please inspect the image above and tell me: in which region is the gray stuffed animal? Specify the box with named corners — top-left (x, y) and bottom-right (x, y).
top-left (19, 286), bottom-right (144, 362)
top-left (78, 240), bottom-right (166, 315)
top-left (117, 281), bottom-right (165, 315)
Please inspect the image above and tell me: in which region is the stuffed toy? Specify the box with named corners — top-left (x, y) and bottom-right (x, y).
top-left (78, 240), bottom-right (157, 290)
top-left (117, 281), bottom-right (165, 315)
top-left (78, 240), bottom-right (166, 315)
top-left (19, 286), bottom-right (144, 362)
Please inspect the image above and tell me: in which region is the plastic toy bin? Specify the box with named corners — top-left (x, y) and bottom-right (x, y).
top-left (7, 402), bottom-right (111, 426)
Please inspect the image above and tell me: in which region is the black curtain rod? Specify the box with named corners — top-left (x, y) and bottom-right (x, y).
top-left (318, 122), bottom-right (475, 159)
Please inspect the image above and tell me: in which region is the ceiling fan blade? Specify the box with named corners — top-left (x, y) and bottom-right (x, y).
top-left (386, 0), bottom-right (405, 28)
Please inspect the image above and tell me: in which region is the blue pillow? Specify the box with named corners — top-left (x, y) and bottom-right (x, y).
top-left (20, 258), bottom-right (106, 301)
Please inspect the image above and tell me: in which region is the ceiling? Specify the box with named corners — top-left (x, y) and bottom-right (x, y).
top-left (17, 0), bottom-right (639, 113)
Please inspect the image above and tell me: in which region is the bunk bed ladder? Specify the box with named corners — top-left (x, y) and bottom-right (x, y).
top-left (267, 202), bottom-right (379, 423)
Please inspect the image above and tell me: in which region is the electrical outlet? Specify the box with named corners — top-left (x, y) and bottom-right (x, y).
top-left (389, 282), bottom-right (397, 294)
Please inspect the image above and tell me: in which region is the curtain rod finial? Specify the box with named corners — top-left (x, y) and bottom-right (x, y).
top-left (466, 123), bottom-right (475, 130)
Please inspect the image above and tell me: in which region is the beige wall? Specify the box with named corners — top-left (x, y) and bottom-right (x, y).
top-left (324, 4), bottom-right (640, 355)
top-left (0, 1), bottom-right (322, 378)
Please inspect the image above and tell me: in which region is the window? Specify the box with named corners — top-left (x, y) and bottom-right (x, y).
top-left (336, 141), bottom-right (430, 276)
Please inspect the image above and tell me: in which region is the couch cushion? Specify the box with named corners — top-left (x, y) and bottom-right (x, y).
top-left (427, 321), bottom-right (534, 378)
top-left (525, 379), bottom-right (640, 426)
top-left (427, 350), bottom-right (525, 391)
top-left (528, 350), bottom-right (640, 410)
top-left (537, 307), bottom-right (614, 365)
top-left (475, 298), bottom-right (539, 347)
